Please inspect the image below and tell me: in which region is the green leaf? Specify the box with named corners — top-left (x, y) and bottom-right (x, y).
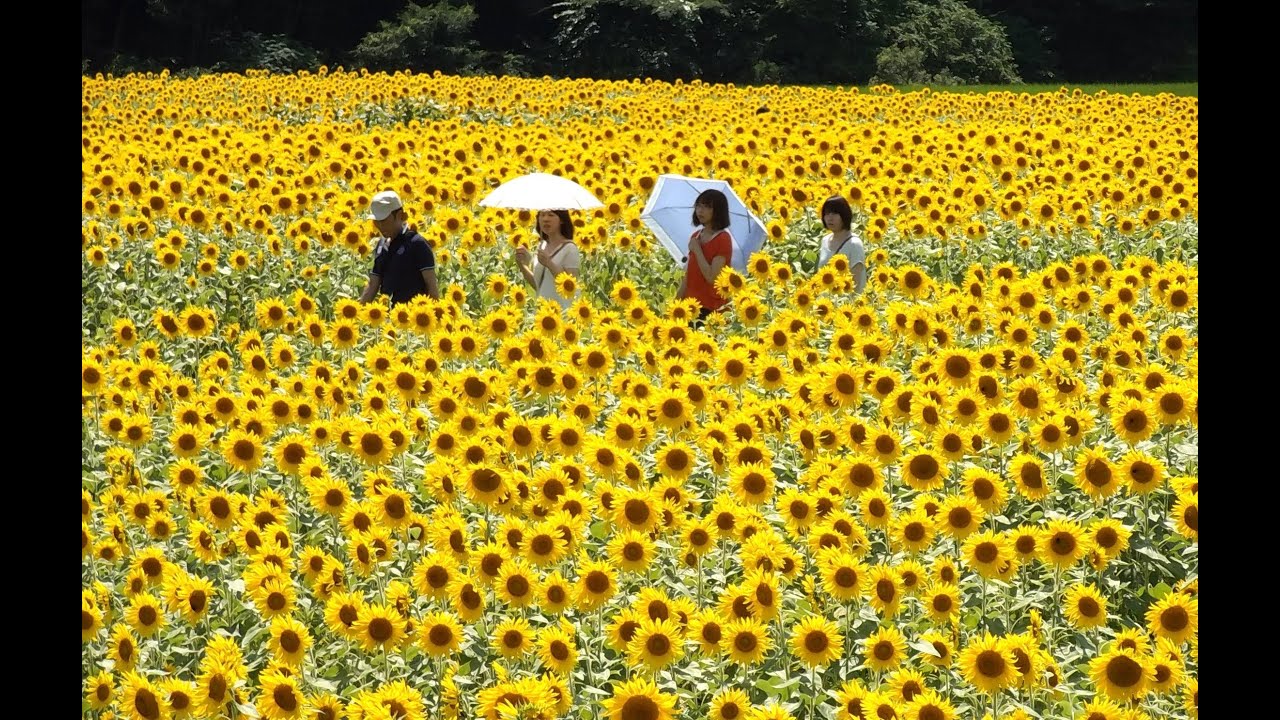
top-left (911, 639), bottom-right (941, 657)
top-left (1148, 582), bottom-right (1172, 600)
top-left (1135, 546), bottom-right (1169, 564)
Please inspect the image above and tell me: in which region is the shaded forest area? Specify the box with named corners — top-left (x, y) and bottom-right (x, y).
top-left (81, 0), bottom-right (1197, 84)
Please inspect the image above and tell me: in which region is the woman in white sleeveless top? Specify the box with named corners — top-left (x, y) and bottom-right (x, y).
top-left (514, 209), bottom-right (581, 309)
top-left (818, 195), bottom-right (866, 294)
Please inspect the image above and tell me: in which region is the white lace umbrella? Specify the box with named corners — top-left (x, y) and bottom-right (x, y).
top-left (478, 173), bottom-right (603, 210)
top-left (639, 174), bottom-right (766, 272)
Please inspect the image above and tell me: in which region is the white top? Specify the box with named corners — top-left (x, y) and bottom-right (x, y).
top-left (819, 231), bottom-right (867, 293)
top-left (533, 240), bottom-right (581, 309)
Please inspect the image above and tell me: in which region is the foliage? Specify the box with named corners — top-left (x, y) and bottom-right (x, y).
top-left (872, 0), bottom-right (1021, 85)
top-left (348, 1), bottom-right (484, 74)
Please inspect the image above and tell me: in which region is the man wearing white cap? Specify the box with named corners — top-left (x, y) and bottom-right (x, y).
top-left (358, 190), bottom-right (439, 303)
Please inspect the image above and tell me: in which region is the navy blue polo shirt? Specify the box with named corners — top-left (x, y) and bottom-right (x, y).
top-left (370, 228), bottom-right (436, 304)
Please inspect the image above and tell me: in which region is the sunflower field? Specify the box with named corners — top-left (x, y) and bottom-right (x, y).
top-left (81, 70), bottom-right (1198, 720)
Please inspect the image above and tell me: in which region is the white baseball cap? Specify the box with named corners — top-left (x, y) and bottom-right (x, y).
top-left (366, 190), bottom-right (404, 221)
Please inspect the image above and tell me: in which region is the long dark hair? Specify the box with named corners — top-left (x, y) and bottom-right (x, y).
top-left (537, 209), bottom-right (574, 241)
top-left (692, 189), bottom-right (730, 230)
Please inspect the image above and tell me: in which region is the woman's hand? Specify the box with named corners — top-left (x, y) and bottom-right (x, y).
top-left (514, 245), bottom-right (532, 266)
top-left (537, 245), bottom-right (553, 266)
top-left (688, 234), bottom-right (702, 257)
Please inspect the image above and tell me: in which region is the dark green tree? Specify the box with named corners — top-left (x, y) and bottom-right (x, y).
top-left (872, 0), bottom-right (1020, 84)
top-left (348, 1), bottom-right (484, 74)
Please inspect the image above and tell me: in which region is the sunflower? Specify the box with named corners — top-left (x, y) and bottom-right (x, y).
top-left (836, 454), bottom-right (883, 496)
top-left (959, 633), bottom-right (1019, 694)
top-left (936, 495), bottom-right (984, 540)
top-left (1170, 491), bottom-right (1200, 541)
top-left (85, 670), bottom-right (115, 710)
top-left (1147, 592), bottom-right (1198, 644)
top-left (496, 558), bottom-right (539, 608)
top-left (256, 672), bottom-right (304, 720)
top-left (267, 614), bottom-right (311, 667)
top-left (978, 405), bottom-right (1018, 445)
top-left (176, 576), bottom-right (216, 624)
top-left (722, 618), bottom-right (772, 665)
top-left (648, 439), bottom-right (695, 479)
top-left (121, 671), bottom-right (168, 720)
top-left (1105, 395), bottom-right (1154, 445)
top-left (1090, 647), bottom-right (1154, 702)
top-left (1039, 519), bottom-right (1087, 569)
top-left (791, 615), bottom-right (843, 668)
top-left (859, 489), bottom-right (894, 529)
top-left (1000, 453), bottom-right (1047, 501)
top-left (126, 592), bottom-right (166, 637)
top-left (611, 486), bottom-right (659, 533)
top-left (492, 616), bottom-right (536, 659)
top-left (1152, 381), bottom-right (1194, 425)
top-left (1067, 444), bottom-right (1124, 500)
top-left (193, 660), bottom-right (237, 717)
top-left (1147, 643), bottom-right (1185, 695)
top-left (440, 573), bottom-right (483, 623)
top-left (628, 617), bottom-right (685, 671)
top-left (886, 509), bottom-right (933, 554)
top-left (180, 307), bottom-right (216, 338)
top-left (465, 464), bottom-right (509, 507)
top-left (1061, 583), bottom-right (1109, 630)
top-left (709, 688), bottom-right (753, 720)
top-left (608, 529), bottom-right (657, 574)
top-left (863, 625), bottom-right (907, 672)
top-left (606, 608), bottom-right (645, 653)
top-left (352, 603), bottom-right (407, 652)
top-left (901, 689), bottom-right (954, 720)
top-left (866, 425), bottom-right (904, 464)
top-left (717, 346), bottom-right (754, 387)
top-left (915, 629), bottom-right (953, 669)
top-left (833, 680), bottom-right (869, 720)
top-left (899, 449), bottom-right (947, 492)
top-left (604, 678), bottom-right (676, 720)
top-left (221, 427), bottom-right (265, 474)
top-left (729, 463), bottom-right (776, 506)
top-left (1120, 449), bottom-right (1165, 495)
top-left (537, 621), bottom-right (578, 675)
top-left (962, 530), bottom-right (1013, 580)
top-left (1077, 698), bottom-right (1127, 720)
top-left (958, 467), bottom-right (1007, 513)
top-left (866, 564), bottom-right (903, 618)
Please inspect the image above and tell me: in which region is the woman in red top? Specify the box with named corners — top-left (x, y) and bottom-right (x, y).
top-left (676, 189), bottom-right (733, 325)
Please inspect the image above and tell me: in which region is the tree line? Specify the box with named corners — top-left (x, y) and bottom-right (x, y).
top-left (81, 0), bottom-right (1197, 84)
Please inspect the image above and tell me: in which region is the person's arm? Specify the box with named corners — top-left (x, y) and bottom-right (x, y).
top-left (421, 269), bottom-right (440, 300)
top-left (415, 240), bottom-right (441, 300)
top-left (359, 274), bottom-right (381, 303)
top-left (677, 273), bottom-right (688, 299)
top-left (515, 246), bottom-right (537, 287)
top-left (851, 262), bottom-right (866, 294)
top-left (691, 233), bottom-right (728, 282)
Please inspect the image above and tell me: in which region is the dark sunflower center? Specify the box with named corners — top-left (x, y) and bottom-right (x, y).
top-left (799, 630), bottom-right (829, 655)
top-left (621, 695), bottom-right (659, 720)
top-left (1105, 654), bottom-right (1143, 687)
top-left (910, 455), bottom-right (939, 479)
top-left (586, 571), bottom-right (610, 594)
top-left (134, 688), bottom-right (161, 719)
top-left (977, 649), bottom-right (1006, 678)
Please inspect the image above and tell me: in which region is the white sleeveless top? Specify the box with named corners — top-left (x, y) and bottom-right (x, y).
top-left (533, 240), bottom-right (581, 309)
